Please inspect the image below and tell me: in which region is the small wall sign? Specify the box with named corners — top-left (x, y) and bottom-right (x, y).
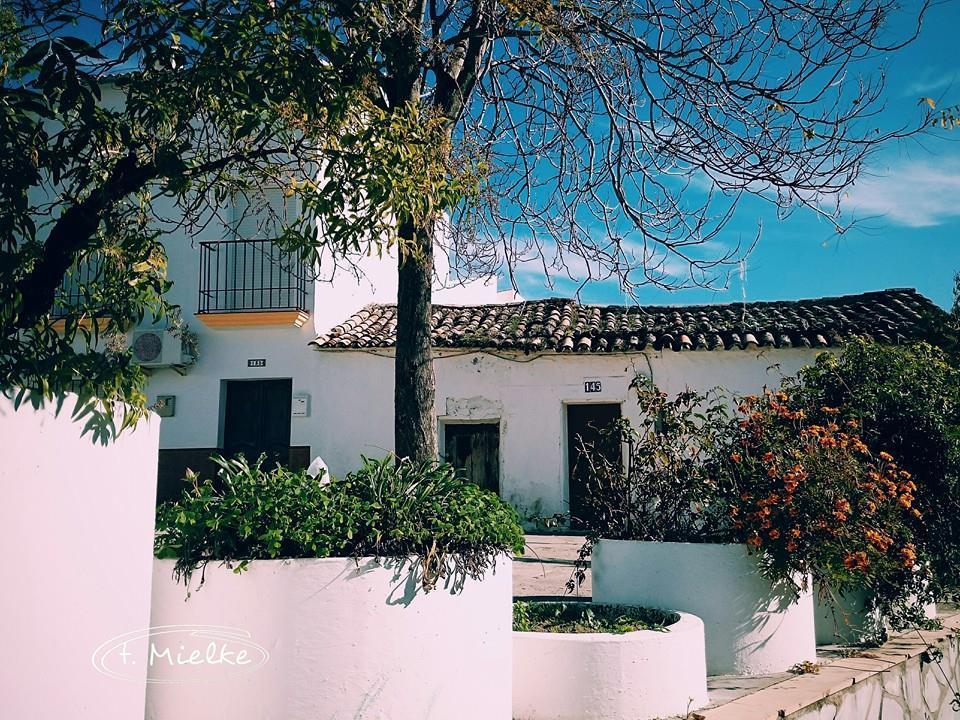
top-left (584, 380), bottom-right (602, 393)
top-left (247, 358), bottom-right (267, 368)
top-left (292, 393), bottom-right (310, 418)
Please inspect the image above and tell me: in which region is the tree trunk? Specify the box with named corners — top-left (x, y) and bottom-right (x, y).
top-left (394, 218), bottom-right (438, 463)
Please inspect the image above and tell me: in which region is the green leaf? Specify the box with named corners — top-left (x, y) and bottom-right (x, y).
top-left (15, 40), bottom-right (50, 69)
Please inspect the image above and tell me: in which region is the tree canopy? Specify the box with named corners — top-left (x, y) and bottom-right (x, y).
top-left (1, 0), bottom-right (929, 452)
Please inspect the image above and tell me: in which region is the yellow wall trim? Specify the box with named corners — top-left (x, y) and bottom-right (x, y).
top-left (196, 310), bottom-right (309, 328)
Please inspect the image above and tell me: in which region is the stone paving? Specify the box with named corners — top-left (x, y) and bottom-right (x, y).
top-left (513, 534), bottom-right (590, 599)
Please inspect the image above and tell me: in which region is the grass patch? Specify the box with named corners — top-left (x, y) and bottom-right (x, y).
top-left (513, 601), bottom-right (678, 634)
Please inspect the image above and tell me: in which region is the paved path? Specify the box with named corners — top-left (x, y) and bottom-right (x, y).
top-left (513, 534), bottom-right (591, 599)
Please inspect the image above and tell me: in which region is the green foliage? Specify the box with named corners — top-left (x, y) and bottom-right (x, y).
top-left (575, 382), bottom-right (735, 543)
top-left (724, 390), bottom-right (931, 625)
top-left (782, 340), bottom-right (960, 595)
top-left (0, 0), bottom-right (360, 432)
top-left (567, 382), bottom-right (735, 590)
top-left (154, 454), bottom-right (525, 592)
top-left (512, 601), bottom-right (677, 634)
top-left (571, 370), bottom-right (941, 627)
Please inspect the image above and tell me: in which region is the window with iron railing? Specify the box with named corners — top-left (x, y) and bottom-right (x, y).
top-left (198, 185), bottom-right (309, 316)
top-left (197, 239), bottom-right (309, 314)
top-left (52, 255), bottom-right (104, 319)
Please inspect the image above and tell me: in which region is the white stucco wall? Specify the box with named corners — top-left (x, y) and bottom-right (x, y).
top-left (513, 610), bottom-right (708, 720)
top-left (593, 540), bottom-right (817, 675)
top-left (0, 394), bottom-right (159, 720)
top-left (146, 331), bottom-right (824, 513)
top-left (301, 347), bottom-right (823, 517)
top-left (147, 556), bottom-right (512, 720)
top-left (145, 193), bottom-right (499, 453)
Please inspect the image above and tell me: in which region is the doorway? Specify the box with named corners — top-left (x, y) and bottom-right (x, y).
top-left (566, 403), bottom-right (621, 527)
top-left (443, 422), bottom-right (500, 496)
top-left (222, 379), bottom-right (293, 468)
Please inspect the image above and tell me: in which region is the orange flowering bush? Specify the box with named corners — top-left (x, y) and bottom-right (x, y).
top-left (724, 390), bottom-right (929, 615)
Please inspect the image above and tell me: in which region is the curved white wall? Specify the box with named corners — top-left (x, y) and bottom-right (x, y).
top-left (0, 393), bottom-right (159, 720)
top-left (513, 611), bottom-right (708, 720)
top-left (147, 555), bottom-right (512, 720)
top-left (593, 540), bottom-right (817, 675)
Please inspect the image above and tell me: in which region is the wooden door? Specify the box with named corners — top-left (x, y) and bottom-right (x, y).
top-left (222, 379), bottom-right (292, 468)
top-left (566, 403), bottom-right (621, 527)
top-left (444, 423), bottom-right (500, 495)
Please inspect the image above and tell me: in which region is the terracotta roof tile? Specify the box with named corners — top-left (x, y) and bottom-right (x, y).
top-left (311, 288), bottom-right (948, 354)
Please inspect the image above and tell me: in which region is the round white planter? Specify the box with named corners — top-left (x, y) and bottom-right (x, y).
top-left (815, 589), bottom-right (938, 645)
top-left (592, 540), bottom-right (816, 675)
top-left (513, 609), bottom-right (708, 720)
top-left (145, 555), bottom-right (512, 720)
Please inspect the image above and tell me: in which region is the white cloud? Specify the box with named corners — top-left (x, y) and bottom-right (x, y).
top-left (901, 70), bottom-right (958, 99)
top-left (842, 156), bottom-right (960, 228)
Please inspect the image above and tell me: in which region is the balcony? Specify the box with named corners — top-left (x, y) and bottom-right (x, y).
top-left (51, 255), bottom-right (111, 331)
top-left (196, 239), bottom-right (310, 328)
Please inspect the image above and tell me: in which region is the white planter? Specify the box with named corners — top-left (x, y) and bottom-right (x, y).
top-left (592, 540), bottom-right (816, 675)
top-left (146, 555), bottom-right (512, 720)
top-left (513, 609), bottom-right (708, 720)
top-left (0, 393), bottom-right (159, 720)
top-left (815, 589), bottom-right (938, 645)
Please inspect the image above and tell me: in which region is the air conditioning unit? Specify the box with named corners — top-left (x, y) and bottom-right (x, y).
top-left (131, 329), bottom-right (185, 367)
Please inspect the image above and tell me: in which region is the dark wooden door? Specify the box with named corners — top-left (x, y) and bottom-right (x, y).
top-left (567, 403), bottom-right (621, 526)
top-left (223, 379), bottom-right (292, 468)
top-left (444, 423), bottom-right (500, 495)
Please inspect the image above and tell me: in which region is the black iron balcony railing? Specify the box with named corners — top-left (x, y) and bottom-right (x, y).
top-left (197, 239), bottom-right (308, 314)
top-left (52, 256), bottom-right (103, 319)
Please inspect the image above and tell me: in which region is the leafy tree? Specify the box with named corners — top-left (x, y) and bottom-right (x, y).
top-left (783, 340), bottom-right (960, 595)
top-left (1, 0), bottom-right (928, 456)
top-left (1, 0), bottom-right (359, 437)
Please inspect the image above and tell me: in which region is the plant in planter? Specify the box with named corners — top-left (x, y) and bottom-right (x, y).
top-left (574, 380), bottom-right (817, 675)
top-left (513, 601), bottom-right (677, 634)
top-left (149, 454), bottom-right (524, 720)
top-left (780, 340), bottom-right (960, 599)
top-left (155, 453), bottom-right (524, 591)
top-left (725, 389), bottom-right (935, 644)
top-left (512, 601), bottom-right (707, 720)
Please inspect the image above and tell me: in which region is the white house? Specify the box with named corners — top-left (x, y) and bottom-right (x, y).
top-left (128, 219), bottom-right (943, 517)
top-left (307, 289), bottom-right (944, 518)
top-left (43, 80), bottom-right (948, 516)
top-left (119, 187), bottom-right (504, 499)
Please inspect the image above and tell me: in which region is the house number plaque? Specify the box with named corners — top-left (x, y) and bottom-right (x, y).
top-left (584, 380), bottom-right (602, 393)
top-left (247, 358), bottom-right (267, 368)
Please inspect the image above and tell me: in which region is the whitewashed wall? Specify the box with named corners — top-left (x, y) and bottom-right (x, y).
top-left (172, 346), bottom-right (814, 516)
top-left (0, 394), bottom-right (159, 720)
top-left (147, 556), bottom-right (513, 720)
top-left (145, 194), bottom-right (498, 453)
top-left (307, 347), bottom-right (823, 516)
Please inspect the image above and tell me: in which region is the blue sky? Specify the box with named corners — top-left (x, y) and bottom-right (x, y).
top-left (511, 1), bottom-right (960, 310)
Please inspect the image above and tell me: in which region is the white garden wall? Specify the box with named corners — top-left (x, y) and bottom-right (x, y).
top-left (513, 611), bottom-right (708, 720)
top-left (146, 555), bottom-right (512, 720)
top-left (593, 540), bottom-right (817, 675)
top-left (0, 393), bottom-right (159, 720)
